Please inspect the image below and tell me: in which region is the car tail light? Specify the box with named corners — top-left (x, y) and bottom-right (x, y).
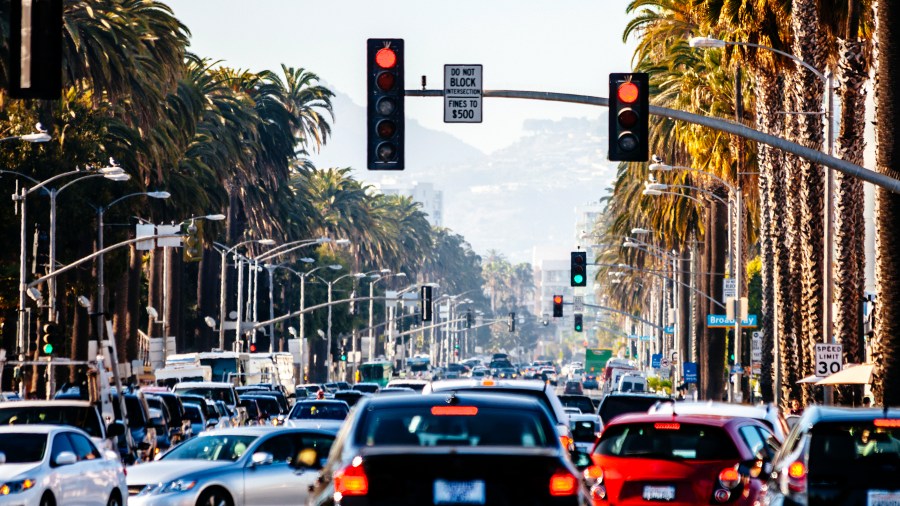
top-left (549, 471), bottom-right (578, 496)
top-left (334, 457), bottom-right (369, 497)
top-left (583, 464), bottom-right (604, 483)
top-left (787, 461), bottom-right (807, 493)
top-left (654, 422), bottom-right (680, 430)
top-left (718, 467), bottom-right (741, 489)
top-left (874, 419), bottom-right (900, 428)
top-left (559, 434), bottom-right (574, 450)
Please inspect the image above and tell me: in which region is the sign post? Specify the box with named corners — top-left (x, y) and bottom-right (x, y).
top-left (444, 65), bottom-right (483, 123)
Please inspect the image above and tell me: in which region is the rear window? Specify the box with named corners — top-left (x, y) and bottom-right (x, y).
top-left (598, 396), bottom-right (665, 425)
top-left (807, 421), bottom-right (900, 485)
top-left (183, 405), bottom-right (203, 423)
top-left (445, 388), bottom-right (558, 421)
top-left (290, 402), bottom-right (349, 420)
top-left (174, 386), bottom-right (236, 406)
top-left (596, 423), bottom-right (739, 461)
top-left (355, 406), bottom-right (553, 447)
top-left (0, 405), bottom-right (104, 438)
top-left (559, 396), bottom-right (595, 414)
top-left (571, 420), bottom-right (599, 442)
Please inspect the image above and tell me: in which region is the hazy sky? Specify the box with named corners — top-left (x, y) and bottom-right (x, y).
top-left (165, 0), bottom-right (636, 154)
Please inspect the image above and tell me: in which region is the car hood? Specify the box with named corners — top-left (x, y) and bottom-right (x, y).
top-left (126, 460), bottom-right (231, 485)
top-left (0, 463), bottom-right (41, 480)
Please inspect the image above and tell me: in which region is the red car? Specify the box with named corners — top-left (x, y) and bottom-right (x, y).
top-left (584, 413), bottom-right (777, 505)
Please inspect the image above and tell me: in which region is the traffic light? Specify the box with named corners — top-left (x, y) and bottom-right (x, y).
top-left (340, 347), bottom-right (348, 362)
top-left (367, 38), bottom-right (405, 170)
top-left (10, 0), bottom-right (63, 99)
top-left (41, 323), bottom-right (58, 354)
top-left (249, 342), bottom-right (257, 353)
top-left (552, 295), bottom-right (563, 318)
top-left (507, 312), bottom-right (516, 332)
top-left (574, 314), bottom-right (583, 332)
top-left (466, 310), bottom-right (473, 328)
top-left (421, 285), bottom-right (433, 321)
top-left (570, 251), bottom-right (587, 287)
top-left (608, 73), bottom-right (649, 162)
top-left (182, 220), bottom-right (203, 263)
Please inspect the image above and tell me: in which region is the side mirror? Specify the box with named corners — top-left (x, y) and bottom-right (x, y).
top-left (54, 451), bottom-right (78, 467)
top-left (106, 421), bottom-right (126, 438)
top-left (251, 452), bottom-right (274, 467)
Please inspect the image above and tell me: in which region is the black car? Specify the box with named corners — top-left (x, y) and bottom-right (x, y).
top-left (146, 391), bottom-right (190, 442)
top-left (332, 390), bottom-right (370, 407)
top-left (289, 400), bottom-right (350, 421)
top-left (596, 392), bottom-right (670, 426)
top-left (763, 406), bottom-right (900, 505)
top-left (558, 394), bottom-right (596, 415)
top-left (352, 383), bottom-right (381, 394)
top-left (308, 392), bottom-right (590, 505)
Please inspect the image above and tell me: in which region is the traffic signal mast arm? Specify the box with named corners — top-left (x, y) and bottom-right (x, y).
top-left (403, 88), bottom-right (900, 193)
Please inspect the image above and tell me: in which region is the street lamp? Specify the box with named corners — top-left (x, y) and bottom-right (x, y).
top-left (215, 238), bottom-right (275, 350)
top-left (323, 271), bottom-right (365, 381)
top-left (369, 272), bottom-right (406, 361)
top-left (95, 191), bottom-right (170, 345)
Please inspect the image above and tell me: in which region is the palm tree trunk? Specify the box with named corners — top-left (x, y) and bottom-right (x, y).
top-left (872, 0), bottom-right (900, 406)
top-left (755, 68), bottom-right (783, 403)
top-left (792, 0), bottom-right (828, 407)
top-left (834, 1), bottom-right (868, 404)
top-left (678, 248), bottom-right (691, 369)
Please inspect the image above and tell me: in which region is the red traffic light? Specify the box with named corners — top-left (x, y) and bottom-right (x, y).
top-left (375, 47), bottom-right (397, 69)
top-left (553, 295), bottom-right (563, 304)
top-left (249, 343), bottom-right (257, 352)
top-left (617, 81), bottom-right (639, 104)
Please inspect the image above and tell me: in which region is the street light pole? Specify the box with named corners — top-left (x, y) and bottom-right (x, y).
top-left (214, 238), bottom-right (275, 350)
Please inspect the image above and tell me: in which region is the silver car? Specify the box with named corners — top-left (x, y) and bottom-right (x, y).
top-left (126, 426), bottom-right (336, 506)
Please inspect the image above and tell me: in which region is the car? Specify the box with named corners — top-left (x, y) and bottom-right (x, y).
top-left (386, 379), bottom-right (429, 392)
top-left (351, 382), bottom-right (381, 394)
top-left (648, 401), bottom-right (790, 443)
top-left (126, 426), bottom-right (337, 506)
top-left (615, 373), bottom-right (648, 393)
top-left (296, 384), bottom-right (329, 398)
top-left (178, 395), bottom-right (223, 429)
top-left (182, 404), bottom-right (208, 436)
top-left (596, 392), bottom-right (671, 427)
top-left (141, 390), bottom-right (191, 443)
top-left (569, 413), bottom-right (602, 453)
top-left (332, 389), bottom-right (370, 407)
top-left (0, 400), bottom-right (124, 456)
top-left (374, 386), bottom-right (417, 395)
top-left (324, 381), bottom-right (351, 392)
top-left (559, 394), bottom-right (597, 415)
top-left (288, 400), bottom-right (350, 421)
top-left (238, 398), bottom-right (268, 425)
top-left (584, 413), bottom-right (777, 505)
top-left (762, 406), bottom-right (900, 506)
top-left (111, 392), bottom-right (157, 463)
top-left (496, 367), bottom-right (519, 379)
top-left (240, 394), bottom-right (287, 424)
top-left (564, 380), bottom-right (585, 395)
top-left (147, 408), bottom-right (172, 458)
top-left (172, 381), bottom-right (239, 411)
top-left (424, 378), bottom-right (575, 450)
top-left (583, 375), bottom-right (600, 390)
top-left (308, 392), bottom-right (591, 505)
top-left (566, 406), bottom-right (583, 415)
top-left (0, 425), bottom-right (127, 506)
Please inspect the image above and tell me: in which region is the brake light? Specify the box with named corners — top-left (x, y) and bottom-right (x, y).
top-left (787, 461), bottom-right (807, 493)
top-left (718, 467), bottom-right (741, 489)
top-left (583, 464), bottom-right (604, 483)
top-left (559, 434), bottom-right (574, 450)
top-left (334, 457), bottom-right (369, 497)
top-left (431, 406), bottom-right (478, 416)
top-left (654, 422), bottom-right (680, 430)
top-left (549, 471), bottom-right (578, 496)
top-left (481, 380), bottom-right (495, 386)
top-left (874, 419), bottom-right (900, 428)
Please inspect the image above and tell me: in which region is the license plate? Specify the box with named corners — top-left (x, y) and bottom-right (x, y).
top-left (434, 479), bottom-right (486, 505)
top-left (869, 491), bottom-right (900, 506)
top-left (643, 485), bottom-right (676, 501)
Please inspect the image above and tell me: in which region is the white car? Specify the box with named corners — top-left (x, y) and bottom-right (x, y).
top-left (0, 424), bottom-right (126, 506)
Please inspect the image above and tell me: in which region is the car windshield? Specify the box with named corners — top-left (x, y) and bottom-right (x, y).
top-left (596, 423), bottom-right (739, 461)
top-left (174, 386), bottom-right (236, 406)
top-left (289, 402), bottom-right (349, 420)
top-left (0, 405), bottom-right (104, 438)
top-left (598, 396), bottom-right (667, 425)
top-left (0, 433), bottom-right (46, 463)
top-left (806, 421), bottom-right (900, 486)
top-left (559, 395), bottom-right (595, 414)
top-left (183, 406), bottom-right (203, 423)
top-left (161, 434), bottom-right (258, 461)
top-left (355, 406), bottom-right (552, 447)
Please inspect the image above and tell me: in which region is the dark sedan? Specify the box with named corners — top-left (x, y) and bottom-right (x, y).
top-left (308, 392), bottom-right (590, 505)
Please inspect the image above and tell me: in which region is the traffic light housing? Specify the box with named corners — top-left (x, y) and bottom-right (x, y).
top-left (608, 73), bottom-right (649, 162)
top-left (367, 38), bottom-right (405, 170)
top-left (570, 251), bottom-right (587, 287)
top-left (574, 314), bottom-right (583, 332)
top-left (552, 295), bottom-right (563, 318)
top-left (182, 221), bottom-right (203, 263)
top-left (340, 347), bottom-right (348, 362)
top-left (421, 285), bottom-right (433, 321)
top-left (41, 323), bottom-right (59, 354)
top-left (466, 310), bottom-right (473, 328)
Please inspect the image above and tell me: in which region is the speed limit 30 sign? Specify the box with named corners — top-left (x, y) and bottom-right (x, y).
top-left (815, 343), bottom-right (843, 377)
top-left (444, 64), bottom-right (482, 123)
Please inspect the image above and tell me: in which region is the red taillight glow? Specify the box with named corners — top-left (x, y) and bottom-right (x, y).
top-left (431, 406), bottom-right (478, 416)
top-left (559, 434), bottom-right (574, 450)
top-left (334, 459), bottom-right (369, 497)
top-left (788, 461), bottom-right (806, 479)
top-left (583, 464), bottom-right (604, 483)
top-left (874, 419), bottom-right (900, 428)
top-left (718, 467), bottom-right (741, 489)
top-left (549, 471), bottom-right (578, 496)
top-left (375, 47), bottom-right (397, 69)
top-left (617, 82), bottom-right (640, 103)
top-left (654, 422), bottom-right (681, 430)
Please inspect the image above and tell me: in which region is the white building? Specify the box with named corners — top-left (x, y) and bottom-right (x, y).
top-left (375, 180), bottom-right (444, 227)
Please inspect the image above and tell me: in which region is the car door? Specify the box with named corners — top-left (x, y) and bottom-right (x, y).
top-left (49, 432), bottom-right (88, 506)
top-left (244, 432), bottom-right (334, 504)
top-left (67, 432), bottom-right (110, 504)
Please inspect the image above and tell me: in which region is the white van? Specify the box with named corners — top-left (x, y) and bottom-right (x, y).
top-left (616, 373), bottom-right (648, 393)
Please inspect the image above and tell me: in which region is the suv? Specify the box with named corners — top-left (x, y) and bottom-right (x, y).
top-left (111, 391), bottom-right (156, 462)
top-left (596, 392), bottom-right (671, 426)
top-left (764, 406), bottom-right (900, 505)
top-left (0, 400), bottom-right (123, 454)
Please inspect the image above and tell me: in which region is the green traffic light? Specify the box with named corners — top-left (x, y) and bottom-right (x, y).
top-left (42, 343), bottom-right (53, 354)
top-left (573, 274), bottom-right (584, 284)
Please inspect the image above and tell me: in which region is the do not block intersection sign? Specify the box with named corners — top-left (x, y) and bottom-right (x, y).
top-left (444, 65), bottom-right (482, 123)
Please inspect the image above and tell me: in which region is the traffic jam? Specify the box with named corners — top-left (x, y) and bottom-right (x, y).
top-left (0, 352), bottom-right (897, 505)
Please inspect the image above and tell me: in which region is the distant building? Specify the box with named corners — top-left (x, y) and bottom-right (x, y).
top-left (375, 180), bottom-right (444, 227)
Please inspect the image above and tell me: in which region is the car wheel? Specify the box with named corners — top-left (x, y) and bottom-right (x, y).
top-left (106, 491), bottom-right (122, 506)
top-left (196, 487), bottom-right (234, 506)
top-left (39, 492), bottom-right (55, 506)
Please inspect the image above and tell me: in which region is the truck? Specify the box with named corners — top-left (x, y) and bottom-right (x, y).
top-left (584, 348), bottom-right (613, 378)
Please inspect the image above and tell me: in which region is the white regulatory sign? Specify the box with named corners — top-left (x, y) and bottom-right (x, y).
top-left (814, 343), bottom-right (843, 378)
top-left (444, 64), bottom-right (482, 123)
top-left (573, 296), bottom-right (584, 313)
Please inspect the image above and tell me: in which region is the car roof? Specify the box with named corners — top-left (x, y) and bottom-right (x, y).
top-left (361, 391), bottom-right (548, 411)
top-left (568, 413), bottom-right (602, 422)
top-left (173, 381), bottom-right (234, 388)
top-left (428, 379), bottom-right (549, 392)
top-left (0, 424), bottom-right (87, 435)
top-left (295, 400), bottom-right (350, 406)
top-left (199, 426), bottom-right (336, 437)
top-left (649, 401), bottom-right (779, 419)
top-left (802, 405), bottom-right (900, 423)
top-left (387, 379), bottom-right (429, 386)
top-left (0, 400), bottom-right (94, 408)
top-left (605, 412), bottom-right (753, 428)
